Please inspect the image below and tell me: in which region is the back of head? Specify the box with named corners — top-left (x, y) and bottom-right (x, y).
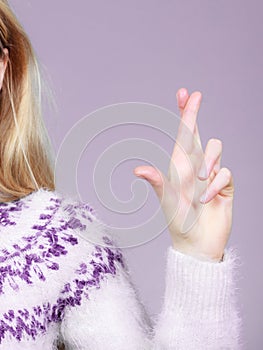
top-left (0, 0), bottom-right (56, 202)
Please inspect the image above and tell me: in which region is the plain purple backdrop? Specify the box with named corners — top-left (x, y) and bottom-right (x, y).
top-left (8, 1), bottom-right (262, 348)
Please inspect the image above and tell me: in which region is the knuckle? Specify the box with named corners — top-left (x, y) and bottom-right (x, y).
top-left (213, 185), bottom-right (220, 194)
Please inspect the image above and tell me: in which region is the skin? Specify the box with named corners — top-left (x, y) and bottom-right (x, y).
top-left (134, 88), bottom-right (234, 263)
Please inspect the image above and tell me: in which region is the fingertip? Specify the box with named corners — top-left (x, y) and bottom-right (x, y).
top-left (134, 170), bottom-right (145, 178)
top-left (193, 90), bottom-right (202, 101)
top-left (176, 88), bottom-right (188, 99)
top-left (199, 192), bottom-right (208, 203)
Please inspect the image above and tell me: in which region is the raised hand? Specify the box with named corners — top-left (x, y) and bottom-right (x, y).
top-left (134, 88), bottom-right (234, 262)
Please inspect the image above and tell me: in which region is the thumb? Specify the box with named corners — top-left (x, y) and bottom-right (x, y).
top-left (133, 166), bottom-right (166, 202)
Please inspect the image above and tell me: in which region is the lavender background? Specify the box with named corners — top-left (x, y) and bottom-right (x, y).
top-left (9, 0), bottom-right (262, 348)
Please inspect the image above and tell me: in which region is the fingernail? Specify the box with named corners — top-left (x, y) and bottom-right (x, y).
top-left (200, 192), bottom-right (208, 203)
top-left (134, 171), bottom-right (146, 179)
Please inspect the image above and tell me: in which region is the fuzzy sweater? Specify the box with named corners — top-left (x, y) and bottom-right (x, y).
top-left (0, 187), bottom-right (242, 349)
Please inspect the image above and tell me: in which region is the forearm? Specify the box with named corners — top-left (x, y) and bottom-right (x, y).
top-left (59, 242), bottom-right (242, 349)
top-left (152, 246), bottom-right (243, 349)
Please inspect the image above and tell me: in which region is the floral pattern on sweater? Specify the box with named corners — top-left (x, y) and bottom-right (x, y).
top-left (0, 189), bottom-right (125, 345)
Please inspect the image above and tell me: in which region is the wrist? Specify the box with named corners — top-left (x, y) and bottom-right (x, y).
top-left (172, 245), bottom-right (224, 263)
top-left (164, 246), bottom-right (237, 322)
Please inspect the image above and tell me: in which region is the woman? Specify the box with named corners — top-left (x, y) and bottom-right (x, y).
top-left (0, 1), bottom-right (242, 349)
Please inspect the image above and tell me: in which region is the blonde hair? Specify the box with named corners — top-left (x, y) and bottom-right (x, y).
top-left (0, 0), bottom-right (56, 202)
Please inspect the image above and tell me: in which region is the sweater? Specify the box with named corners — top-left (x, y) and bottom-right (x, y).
top-left (0, 187), bottom-right (242, 349)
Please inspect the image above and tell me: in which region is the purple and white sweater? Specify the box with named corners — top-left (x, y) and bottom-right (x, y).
top-left (0, 187), bottom-right (242, 349)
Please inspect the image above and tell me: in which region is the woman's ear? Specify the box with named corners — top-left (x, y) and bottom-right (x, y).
top-left (0, 48), bottom-right (9, 91)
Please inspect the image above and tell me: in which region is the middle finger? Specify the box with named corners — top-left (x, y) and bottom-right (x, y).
top-left (172, 91), bottom-right (202, 158)
top-left (176, 88), bottom-right (203, 150)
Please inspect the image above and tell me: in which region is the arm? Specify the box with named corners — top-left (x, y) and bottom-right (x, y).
top-left (152, 245), bottom-right (242, 349)
top-left (57, 199), bottom-right (242, 350)
top-left (58, 88), bottom-right (243, 349)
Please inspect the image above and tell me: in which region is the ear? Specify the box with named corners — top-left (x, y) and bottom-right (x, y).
top-left (0, 48), bottom-right (9, 91)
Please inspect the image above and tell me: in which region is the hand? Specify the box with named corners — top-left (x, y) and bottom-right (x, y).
top-left (133, 88), bottom-right (234, 262)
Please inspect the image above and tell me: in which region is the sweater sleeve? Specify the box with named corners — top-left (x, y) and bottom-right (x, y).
top-left (57, 197), bottom-right (243, 350)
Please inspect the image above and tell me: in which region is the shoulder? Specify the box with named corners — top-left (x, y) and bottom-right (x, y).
top-left (45, 189), bottom-right (128, 278)
top-left (20, 187), bottom-right (115, 249)
top-left (0, 187), bottom-right (127, 296)
top-left (38, 190), bottom-right (129, 317)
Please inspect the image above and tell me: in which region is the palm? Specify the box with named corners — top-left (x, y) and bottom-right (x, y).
top-left (165, 160), bottom-right (233, 261)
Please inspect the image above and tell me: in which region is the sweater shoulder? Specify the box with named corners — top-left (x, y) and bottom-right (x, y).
top-left (0, 187), bottom-right (126, 297)
top-left (0, 188), bottom-right (127, 345)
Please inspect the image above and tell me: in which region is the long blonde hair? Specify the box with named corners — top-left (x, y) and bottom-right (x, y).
top-left (0, 0), bottom-right (56, 202)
